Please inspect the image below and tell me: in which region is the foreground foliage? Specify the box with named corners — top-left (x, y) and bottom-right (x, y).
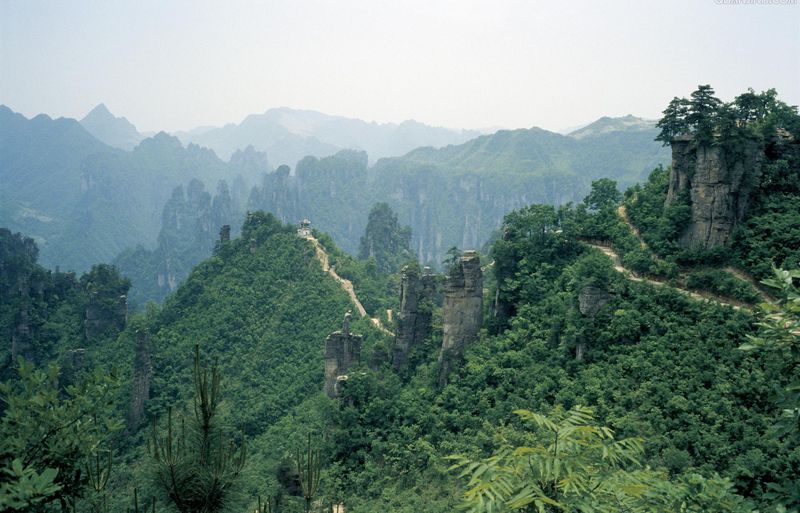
top-left (148, 346), bottom-right (247, 513)
top-left (450, 406), bottom-right (753, 513)
top-left (0, 360), bottom-right (121, 512)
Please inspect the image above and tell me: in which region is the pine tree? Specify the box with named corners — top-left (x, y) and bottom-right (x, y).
top-left (147, 345), bottom-right (247, 513)
top-left (655, 96), bottom-right (690, 145)
top-left (687, 84), bottom-right (723, 145)
top-left (294, 434), bottom-right (321, 513)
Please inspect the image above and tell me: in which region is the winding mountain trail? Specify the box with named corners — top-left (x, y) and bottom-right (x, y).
top-left (306, 235), bottom-right (394, 336)
top-left (618, 200), bottom-right (773, 304)
top-left (582, 240), bottom-right (749, 311)
top-left (588, 201), bottom-right (766, 311)
top-left (618, 205), bottom-right (647, 251)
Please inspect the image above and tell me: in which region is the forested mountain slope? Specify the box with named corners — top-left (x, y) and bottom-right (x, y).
top-left (0, 106), bottom-right (119, 252)
top-left (2, 87), bottom-right (797, 513)
top-left (0, 213), bottom-right (395, 511)
top-left (0, 228), bottom-right (131, 379)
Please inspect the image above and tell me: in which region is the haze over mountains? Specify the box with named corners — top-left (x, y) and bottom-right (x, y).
top-left (249, 117), bottom-right (668, 268)
top-left (79, 103), bottom-right (144, 150)
top-left (1, 102), bottom-right (667, 303)
top-left (174, 106), bottom-right (484, 165)
top-left (0, 105), bottom-right (264, 271)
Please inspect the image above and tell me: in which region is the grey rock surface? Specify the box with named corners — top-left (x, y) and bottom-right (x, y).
top-left (666, 137), bottom-right (762, 249)
top-left (439, 251), bottom-right (483, 386)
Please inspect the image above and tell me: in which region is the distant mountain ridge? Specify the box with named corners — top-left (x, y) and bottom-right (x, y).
top-left (0, 106), bottom-right (265, 271)
top-left (80, 103), bottom-right (144, 150)
top-left (568, 114), bottom-right (657, 139)
top-left (249, 116), bottom-right (670, 266)
top-left (1, 104), bottom-right (667, 284)
top-left (175, 107), bottom-right (482, 165)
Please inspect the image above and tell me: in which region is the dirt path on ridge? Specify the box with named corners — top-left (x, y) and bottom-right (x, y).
top-left (306, 236), bottom-right (394, 336)
top-left (583, 241), bottom-right (748, 311)
top-left (617, 201), bottom-right (772, 305)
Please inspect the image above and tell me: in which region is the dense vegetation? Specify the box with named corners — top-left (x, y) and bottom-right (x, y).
top-left (322, 196), bottom-right (798, 512)
top-left (0, 228), bottom-right (131, 377)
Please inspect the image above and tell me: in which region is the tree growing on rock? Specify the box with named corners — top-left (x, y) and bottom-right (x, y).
top-left (655, 96), bottom-right (690, 145)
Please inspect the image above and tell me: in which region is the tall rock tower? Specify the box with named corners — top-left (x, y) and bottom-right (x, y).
top-left (127, 327), bottom-right (152, 430)
top-left (438, 251), bottom-right (483, 387)
top-left (392, 265), bottom-right (435, 371)
top-left (666, 135), bottom-right (763, 249)
top-left (324, 312), bottom-right (362, 397)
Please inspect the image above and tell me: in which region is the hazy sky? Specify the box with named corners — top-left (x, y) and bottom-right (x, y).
top-left (1, 0), bottom-right (799, 133)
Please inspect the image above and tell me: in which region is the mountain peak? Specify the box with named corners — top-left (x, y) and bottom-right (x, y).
top-left (567, 115), bottom-right (656, 140)
top-left (84, 103), bottom-right (112, 119)
top-left (79, 103), bottom-right (143, 150)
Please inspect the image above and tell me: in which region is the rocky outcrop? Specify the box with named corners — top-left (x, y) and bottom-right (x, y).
top-left (324, 312), bottom-right (362, 397)
top-left (576, 285), bottom-right (612, 361)
top-left (220, 224), bottom-right (231, 242)
top-left (11, 294), bottom-right (34, 363)
top-left (666, 136), bottom-right (763, 249)
top-left (128, 327), bottom-right (152, 429)
top-left (578, 285), bottom-right (611, 318)
top-left (84, 292), bottom-right (127, 342)
top-left (438, 251), bottom-right (483, 387)
top-left (392, 266), bottom-right (435, 371)
top-left (10, 272), bottom-right (43, 363)
top-left (59, 348), bottom-right (86, 388)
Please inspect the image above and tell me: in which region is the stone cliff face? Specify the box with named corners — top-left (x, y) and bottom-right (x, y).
top-left (247, 151), bottom-right (586, 268)
top-left (392, 266), bottom-right (435, 371)
top-left (576, 285), bottom-right (612, 361)
top-left (666, 136), bottom-right (763, 249)
top-left (115, 179), bottom-right (241, 306)
top-left (59, 348), bottom-right (86, 388)
top-left (324, 314), bottom-right (362, 397)
top-left (11, 293), bottom-right (34, 363)
top-left (84, 292), bottom-right (127, 342)
top-left (11, 272), bottom-right (46, 363)
top-left (439, 251), bottom-right (483, 386)
top-left (578, 285), bottom-right (611, 318)
top-left (127, 328), bottom-right (152, 429)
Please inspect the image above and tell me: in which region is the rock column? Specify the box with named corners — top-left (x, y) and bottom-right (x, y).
top-left (127, 328), bottom-right (152, 429)
top-left (438, 251), bottom-right (483, 387)
top-left (666, 136), bottom-right (763, 249)
top-left (11, 294), bottom-right (34, 363)
top-left (576, 285), bottom-right (612, 361)
top-left (220, 224), bottom-right (231, 242)
top-left (392, 266), bottom-right (435, 371)
top-left (324, 312), bottom-right (362, 397)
